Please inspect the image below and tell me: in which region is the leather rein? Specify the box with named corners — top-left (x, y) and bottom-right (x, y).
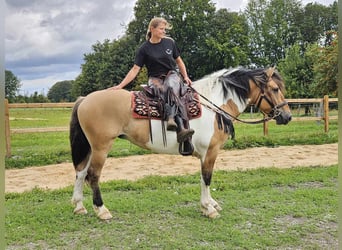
top-left (189, 80), bottom-right (288, 125)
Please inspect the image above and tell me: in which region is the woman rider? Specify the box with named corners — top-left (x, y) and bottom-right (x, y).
top-left (111, 17), bottom-right (194, 143)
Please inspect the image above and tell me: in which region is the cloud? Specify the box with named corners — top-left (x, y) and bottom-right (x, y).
top-left (212, 0), bottom-right (248, 12)
top-left (17, 71), bottom-right (80, 96)
top-left (5, 0), bottom-right (135, 94)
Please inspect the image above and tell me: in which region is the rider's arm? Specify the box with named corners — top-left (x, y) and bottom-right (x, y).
top-left (175, 56), bottom-right (192, 86)
top-left (111, 64), bottom-right (141, 90)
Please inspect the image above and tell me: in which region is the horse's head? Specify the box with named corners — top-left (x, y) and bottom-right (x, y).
top-left (249, 67), bottom-right (292, 125)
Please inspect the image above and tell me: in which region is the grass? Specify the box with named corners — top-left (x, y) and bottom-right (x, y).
top-left (5, 166), bottom-right (337, 249)
top-left (225, 119), bottom-right (338, 149)
top-left (5, 107), bottom-right (338, 168)
top-left (5, 107), bottom-right (338, 248)
top-left (6, 132), bottom-right (149, 168)
top-left (9, 108), bottom-right (71, 128)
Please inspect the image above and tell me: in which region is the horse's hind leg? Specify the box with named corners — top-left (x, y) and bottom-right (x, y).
top-left (87, 148), bottom-right (113, 220)
top-left (71, 154), bottom-right (91, 215)
top-left (71, 148), bottom-right (112, 220)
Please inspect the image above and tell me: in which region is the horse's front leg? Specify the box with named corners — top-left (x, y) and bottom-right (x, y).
top-left (200, 175), bottom-right (222, 219)
top-left (200, 155), bottom-right (222, 219)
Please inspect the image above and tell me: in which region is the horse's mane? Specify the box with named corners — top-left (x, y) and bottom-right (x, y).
top-left (195, 68), bottom-right (285, 102)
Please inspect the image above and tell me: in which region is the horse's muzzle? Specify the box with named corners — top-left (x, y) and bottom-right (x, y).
top-left (275, 111), bottom-right (292, 125)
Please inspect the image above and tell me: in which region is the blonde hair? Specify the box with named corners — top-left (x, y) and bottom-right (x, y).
top-left (145, 17), bottom-right (172, 40)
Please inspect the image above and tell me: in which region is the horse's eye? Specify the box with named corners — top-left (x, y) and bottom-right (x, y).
top-left (272, 87), bottom-right (279, 93)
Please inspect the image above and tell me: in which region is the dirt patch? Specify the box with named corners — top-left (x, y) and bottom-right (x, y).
top-left (5, 143), bottom-right (338, 193)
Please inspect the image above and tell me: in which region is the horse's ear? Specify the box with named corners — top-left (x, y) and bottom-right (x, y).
top-left (265, 66), bottom-right (276, 78)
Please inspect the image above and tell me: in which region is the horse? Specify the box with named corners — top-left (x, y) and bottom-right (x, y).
top-left (69, 67), bottom-right (292, 220)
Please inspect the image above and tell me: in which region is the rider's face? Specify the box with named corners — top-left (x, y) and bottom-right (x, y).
top-left (151, 23), bottom-right (166, 39)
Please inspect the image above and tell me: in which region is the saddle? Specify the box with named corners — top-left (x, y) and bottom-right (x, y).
top-left (131, 85), bottom-right (201, 156)
top-left (132, 85), bottom-right (201, 120)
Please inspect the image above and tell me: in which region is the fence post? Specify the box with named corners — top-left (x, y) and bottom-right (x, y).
top-left (4, 99), bottom-right (11, 157)
top-left (263, 114), bottom-right (268, 136)
top-left (323, 95), bottom-right (329, 133)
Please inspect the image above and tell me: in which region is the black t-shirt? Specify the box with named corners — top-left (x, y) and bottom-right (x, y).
top-left (134, 37), bottom-right (180, 77)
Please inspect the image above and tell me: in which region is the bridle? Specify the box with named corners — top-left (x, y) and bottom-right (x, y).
top-left (189, 76), bottom-right (288, 125)
top-left (254, 79), bottom-right (288, 120)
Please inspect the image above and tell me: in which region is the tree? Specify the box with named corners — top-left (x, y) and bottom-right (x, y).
top-left (300, 3), bottom-right (329, 45)
top-left (278, 31), bottom-right (338, 99)
top-left (72, 36), bottom-right (137, 97)
top-left (29, 91), bottom-right (49, 103)
top-left (323, 1), bottom-right (338, 46)
top-left (5, 70), bottom-right (21, 102)
top-left (306, 31), bottom-right (338, 97)
top-left (300, 1), bottom-right (338, 46)
top-left (205, 9), bottom-right (250, 71)
top-left (278, 43), bottom-right (314, 98)
top-left (47, 80), bottom-right (74, 102)
top-left (245, 0), bottom-right (302, 66)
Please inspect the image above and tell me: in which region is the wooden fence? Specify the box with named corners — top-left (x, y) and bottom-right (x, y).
top-left (4, 96), bottom-right (338, 157)
top-left (262, 95), bottom-right (338, 136)
top-left (4, 100), bottom-right (74, 157)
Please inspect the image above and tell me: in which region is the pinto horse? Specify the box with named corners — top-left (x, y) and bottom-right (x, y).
top-left (70, 67), bottom-right (291, 220)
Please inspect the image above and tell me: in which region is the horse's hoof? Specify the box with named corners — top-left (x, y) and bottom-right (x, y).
top-left (214, 204), bottom-right (222, 212)
top-left (208, 210), bottom-right (220, 219)
top-left (94, 205), bottom-right (113, 220)
top-left (99, 211), bottom-right (113, 220)
top-left (74, 207), bottom-right (88, 215)
top-left (201, 206), bottom-right (220, 219)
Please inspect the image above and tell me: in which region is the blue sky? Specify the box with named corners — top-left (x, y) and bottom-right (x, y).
top-left (5, 0), bottom-right (335, 95)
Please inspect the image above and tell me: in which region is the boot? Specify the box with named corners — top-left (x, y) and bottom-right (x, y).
top-left (164, 103), bottom-right (177, 131)
top-left (167, 118), bottom-right (177, 131)
top-left (174, 115), bottom-right (194, 143)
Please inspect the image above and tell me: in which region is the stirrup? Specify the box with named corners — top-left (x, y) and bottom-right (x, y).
top-left (179, 139), bottom-right (194, 156)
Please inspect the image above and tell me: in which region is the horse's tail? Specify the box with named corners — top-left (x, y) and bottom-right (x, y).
top-left (69, 97), bottom-right (90, 168)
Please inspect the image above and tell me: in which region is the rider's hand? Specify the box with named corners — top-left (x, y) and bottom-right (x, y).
top-left (109, 85), bottom-right (122, 90)
top-left (184, 77), bottom-right (192, 86)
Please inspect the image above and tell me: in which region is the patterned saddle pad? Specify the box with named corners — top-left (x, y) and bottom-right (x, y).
top-left (131, 87), bottom-right (202, 120)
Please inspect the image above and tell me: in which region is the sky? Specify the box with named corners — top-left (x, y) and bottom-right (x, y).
top-left (5, 0), bottom-right (336, 95)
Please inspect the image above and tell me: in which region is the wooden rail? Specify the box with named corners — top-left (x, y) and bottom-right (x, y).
top-left (261, 95), bottom-right (337, 136)
top-left (4, 96), bottom-right (338, 157)
top-left (4, 101), bottom-right (74, 157)
top-left (8, 102), bottom-right (74, 108)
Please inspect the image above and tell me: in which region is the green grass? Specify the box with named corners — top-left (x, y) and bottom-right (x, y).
top-left (5, 166), bottom-right (337, 249)
top-left (5, 107), bottom-right (338, 248)
top-left (5, 107), bottom-right (338, 168)
top-left (9, 108), bottom-right (72, 128)
top-left (225, 119), bottom-right (338, 149)
top-left (6, 132), bottom-right (149, 169)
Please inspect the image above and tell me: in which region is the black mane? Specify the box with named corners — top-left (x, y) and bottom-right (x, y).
top-left (219, 68), bottom-right (284, 101)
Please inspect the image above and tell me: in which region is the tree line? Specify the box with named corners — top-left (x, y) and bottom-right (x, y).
top-left (5, 0), bottom-right (338, 103)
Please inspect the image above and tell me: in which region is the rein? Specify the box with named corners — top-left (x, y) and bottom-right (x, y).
top-left (189, 85), bottom-right (286, 125)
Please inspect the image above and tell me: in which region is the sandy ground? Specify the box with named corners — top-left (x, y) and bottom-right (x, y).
top-left (5, 143), bottom-right (338, 193)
